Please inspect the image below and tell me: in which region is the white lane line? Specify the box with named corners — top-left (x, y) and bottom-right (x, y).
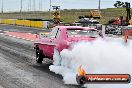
top-left (17, 37), bottom-right (21, 39)
top-left (25, 39), bottom-right (30, 41)
top-left (1, 33), bottom-right (35, 42)
top-left (8, 35), bottom-right (12, 37)
top-left (7, 35), bottom-right (34, 41)
top-left (30, 40), bottom-right (34, 42)
top-left (0, 33), bottom-right (4, 34)
top-left (12, 36), bottom-right (16, 37)
top-left (4, 30), bottom-right (8, 32)
top-left (28, 33), bottom-right (31, 34)
top-left (22, 38), bottom-right (26, 40)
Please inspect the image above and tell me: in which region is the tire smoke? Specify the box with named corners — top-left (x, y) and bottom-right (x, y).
top-left (49, 38), bottom-right (132, 88)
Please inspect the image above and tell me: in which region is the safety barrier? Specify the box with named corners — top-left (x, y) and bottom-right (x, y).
top-left (0, 19), bottom-right (46, 28)
top-left (0, 19), bottom-right (16, 25)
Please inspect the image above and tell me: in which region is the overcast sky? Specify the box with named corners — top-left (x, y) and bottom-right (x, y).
top-left (1, 0), bottom-right (132, 12)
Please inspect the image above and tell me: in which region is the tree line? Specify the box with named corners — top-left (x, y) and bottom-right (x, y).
top-left (114, 1), bottom-right (129, 8)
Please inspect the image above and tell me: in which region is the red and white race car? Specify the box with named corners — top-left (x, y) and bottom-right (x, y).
top-left (34, 26), bottom-right (103, 63)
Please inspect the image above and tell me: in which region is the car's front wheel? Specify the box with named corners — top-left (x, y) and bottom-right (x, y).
top-left (36, 47), bottom-right (43, 63)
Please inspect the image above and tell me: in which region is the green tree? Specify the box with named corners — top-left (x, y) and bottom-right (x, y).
top-left (114, 1), bottom-right (126, 8)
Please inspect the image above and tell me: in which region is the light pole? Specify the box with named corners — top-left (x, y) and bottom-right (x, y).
top-left (98, 0), bottom-right (101, 11)
top-left (28, 0), bottom-right (31, 11)
top-left (20, 0), bottom-right (23, 12)
top-left (1, 0), bottom-right (3, 13)
top-left (49, 0), bottom-right (52, 19)
top-left (33, 0), bottom-right (36, 11)
top-left (39, 0), bottom-right (42, 11)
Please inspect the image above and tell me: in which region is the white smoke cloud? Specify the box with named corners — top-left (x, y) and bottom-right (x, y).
top-left (49, 38), bottom-right (132, 88)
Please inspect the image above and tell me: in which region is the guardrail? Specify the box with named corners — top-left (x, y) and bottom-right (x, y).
top-left (0, 19), bottom-right (47, 29)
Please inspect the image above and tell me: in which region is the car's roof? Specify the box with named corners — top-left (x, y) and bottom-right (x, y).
top-left (55, 26), bottom-right (97, 30)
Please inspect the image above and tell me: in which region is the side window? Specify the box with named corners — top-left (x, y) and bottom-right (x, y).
top-left (48, 28), bottom-right (59, 38)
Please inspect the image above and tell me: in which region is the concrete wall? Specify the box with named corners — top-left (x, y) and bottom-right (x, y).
top-left (0, 19), bottom-right (48, 29)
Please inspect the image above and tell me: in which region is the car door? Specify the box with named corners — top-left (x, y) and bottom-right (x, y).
top-left (46, 28), bottom-right (59, 58)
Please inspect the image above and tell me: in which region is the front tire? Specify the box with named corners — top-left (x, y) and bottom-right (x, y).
top-left (36, 48), bottom-right (43, 63)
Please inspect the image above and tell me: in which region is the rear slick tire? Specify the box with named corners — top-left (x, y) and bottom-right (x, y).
top-left (36, 48), bottom-right (43, 64)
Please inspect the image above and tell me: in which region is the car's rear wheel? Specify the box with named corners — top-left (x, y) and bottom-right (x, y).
top-left (36, 47), bottom-right (43, 63)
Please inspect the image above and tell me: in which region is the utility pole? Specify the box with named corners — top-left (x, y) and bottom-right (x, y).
top-left (39, 0), bottom-right (40, 11)
top-left (49, 0), bottom-right (52, 19)
top-left (98, 0), bottom-right (101, 11)
top-left (39, 0), bottom-right (42, 11)
top-left (20, 0), bottom-right (23, 12)
top-left (33, 0), bottom-right (35, 11)
top-left (28, 0), bottom-right (31, 11)
top-left (1, 0), bottom-right (3, 13)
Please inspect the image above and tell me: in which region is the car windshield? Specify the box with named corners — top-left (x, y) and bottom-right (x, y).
top-left (67, 29), bottom-right (99, 38)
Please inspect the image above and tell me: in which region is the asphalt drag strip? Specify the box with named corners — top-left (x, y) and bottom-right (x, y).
top-left (0, 34), bottom-right (81, 88)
